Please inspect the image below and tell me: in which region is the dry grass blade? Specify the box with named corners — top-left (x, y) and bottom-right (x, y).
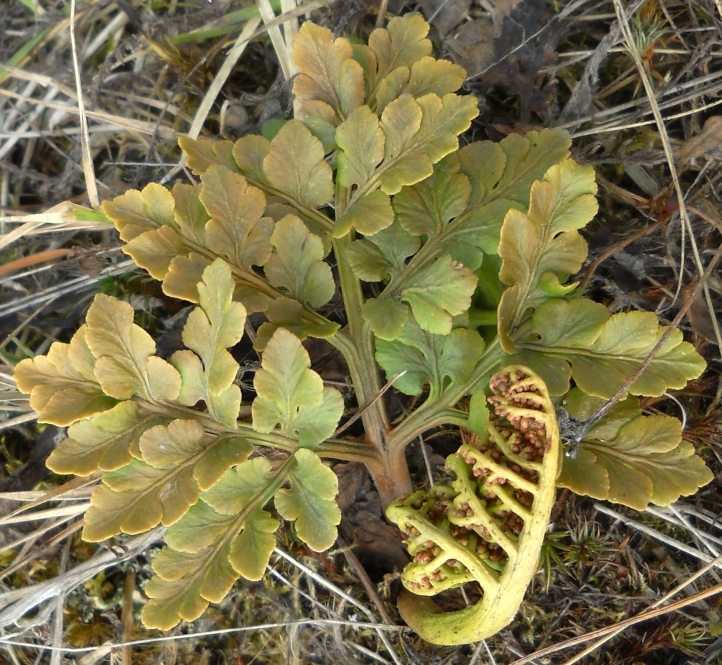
top-left (611, 0), bottom-right (722, 360)
top-left (0, 528), bottom-right (164, 630)
top-left (511, 579), bottom-right (722, 664)
top-left (0, 87), bottom-right (179, 140)
top-left (185, 16), bottom-right (263, 142)
top-left (273, 547), bottom-right (405, 665)
top-left (0, 619), bottom-right (403, 657)
top-left (69, 0), bottom-right (98, 209)
top-left (595, 504), bottom-right (720, 566)
top-left (258, 0), bottom-right (292, 80)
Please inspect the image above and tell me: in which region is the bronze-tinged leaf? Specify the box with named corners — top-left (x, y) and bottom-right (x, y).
top-left (404, 57), bottom-right (466, 100)
top-left (378, 94), bottom-right (423, 191)
top-left (178, 136), bottom-right (237, 176)
top-left (375, 56), bottom-right (467, 113)
top-left (333, 106), bottom-right (393, 237)
top-left (231, 134), bottom-right (271, 184)
top-left (264, 215), bottom-right (335, 308)
top-left (336, 106), bottom-right (385, 189)
top-left (172, 182), bottom-right (209, 246)
top-left (199, 165), bottom-right (274, 272)
top-left (163, 253), bottom-right (212, 303)
top-left (201, 459), bottom-right (286, 545)
top-left (292, 21), bottom-right (365, 119)
top-left (392, 152), bottom-right (484, 268)
top-left (333, 190), bottom-right (394, 237)
top-left (363, 13), bottom-right (433, 98)
top-left (85, 294), bottom-right (181, 402)
top-left (66, 326), bottom-right (99, 382)
top-left (123, 226), bottom-right (188, 280)
top-left (558, 389), bottom-right (713, 509)
top-left (14, 331), bottom-right (115, 426)
top-left (510, 298), bottom-right (707, 398)
top-left (378, 93), bottom-right (479, 195)
top-left (181, 259), bottom-right (245, 427)
top-left (375, 67), bottom-right (410, 114)
top-left (252, 328), bottom-right (343, 447)
top-left (142, 541), bottom-right (235, 630)
top-left (497, 159), bottom-right (597, 350)
top-left (275, 449), bottom-right (340, 552)
top-left (139, 419), bottom-right (209, 469)
top-left (82, 420), bottom-right (243, 541)
top-left (296, 98), bottom-right (338, 151)
top-left (170, 350), bottom-right (205, 407)
top-left (263, 120), bottom-right (334, 209)
top-left (102, 183), bottom-right (177, 242)
top-left (152, 459), bottom-right (289, 609)
top-left (143, 464), bottom-right (283, 630)
top-left (46, 401), bottom-right (167, 476)
top-left (164, 499), bottom-right (237, 553)
top-left (253, 297), bottom-right (340, 351)
top-left (82, 459), bottom-right (196, 541)
top-left (193, 434), bottom-right (253, 490)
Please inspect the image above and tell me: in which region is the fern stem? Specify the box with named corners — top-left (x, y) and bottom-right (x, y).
top-left (330, 232), bottom-right (415, 504)
top-left (133, 398), bottom-right (376, 462)
top-left (332, 234), bottom-right (390, 438)
top-left (386, 339), bottom-right (504, 451)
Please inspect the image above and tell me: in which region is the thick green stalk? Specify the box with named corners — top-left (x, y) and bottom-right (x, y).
top-left (332, 234), bottom-right (386, 422)
top-left (332, 231), bottom-right (412, 504)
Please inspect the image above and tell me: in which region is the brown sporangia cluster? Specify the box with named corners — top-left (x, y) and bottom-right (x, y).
top-left (454, 367), bottom-right (553, 528)
top-left (394, 368), bottom-right (558, 593)
top-left (488, 367), bottom-right (553, 461)
top-left (400, 486), bottom-right (461, 589)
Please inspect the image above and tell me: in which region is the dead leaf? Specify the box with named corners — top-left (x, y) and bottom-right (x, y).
top-left (482, 0), bottom-right (563, 121)
top-left (448, 17), bottom-right (495, 75)
top-left (424, 0), bottom-right (564, 122)
top-left (684, 274), bottom-right (722, 344)
top-left (417, 0), bottom-right (470, 37)
top-left (678, 116), bottom-right (722, 166)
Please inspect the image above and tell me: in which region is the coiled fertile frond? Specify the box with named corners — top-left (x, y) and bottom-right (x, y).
top-left (387, 366), bottom-right (561, 645)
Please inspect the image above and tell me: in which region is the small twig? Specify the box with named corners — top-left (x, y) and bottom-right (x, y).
top-left (0, 619), bottom-right (404, 654)
top-left (273, 548), bottom-right (404, 665)
top-left (580, 217), bottom-right (662, 290)
top-left (0, 528), bottom-right (163, 630)
top-left (564, 240), bottom-right (722, 456)
top-left (332, 371), bottom-right (406, 438)
top-left (49, 539), bottom-right (71, 665)
top-left (556, 503), bottom-right (722, 665)
top-left (511, 577), bottom-right (722, 664)
top-left (418, 433), bottom-right (434, 487)
top-left (342, 545), bottom-right (394, 625)
top-left (595, 504), bottom-right (721, 566)
top-left (121, 569), bottom-right (136, 665)
top-left (0, 248), bottom-right (71, 278)
top-left (376, 0), bottom-right (389, 28)
top-left (612, 0), bottom-right (710, 327)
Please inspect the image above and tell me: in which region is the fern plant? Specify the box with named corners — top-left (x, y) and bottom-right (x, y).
top-left (15, 13), bottom-right (711, 645)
